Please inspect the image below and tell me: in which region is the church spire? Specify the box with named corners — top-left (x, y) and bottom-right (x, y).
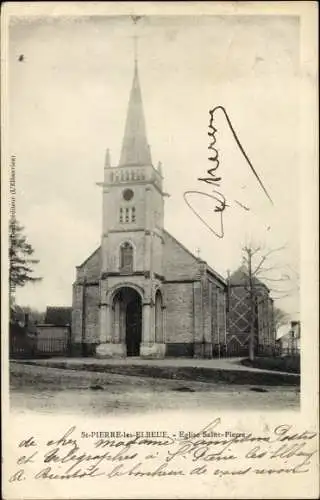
top-left (104, 148), bottom-right (111, 168)
top-left (118, 49), bottom-right (152, 167)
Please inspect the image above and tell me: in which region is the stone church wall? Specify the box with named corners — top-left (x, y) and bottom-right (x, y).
top-left (76, 247), bottom-right (101, 280)
top-left (151, 232), bottom-right (164, 277)
top-left (164, 282), bottom-right (194, 356)
top-left (84, 285), bottom-right (100, 344)
top-left (103, 183), bottom-right (147, 231)
top-left (257, 296), bottom-right (275, 355)
top-left (71, 283), bottom-right (83, 344)
top-left (106, 232), bottom-right (145, 272)
top-left (71, 282), bottom-right (100, 356)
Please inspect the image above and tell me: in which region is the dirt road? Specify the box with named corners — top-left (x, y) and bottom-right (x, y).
top-left (10, 362), bottom-right (300, 415)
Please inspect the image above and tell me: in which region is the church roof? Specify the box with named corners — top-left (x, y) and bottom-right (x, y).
top-left (163, 230), bottom-right (226, 286)
top-left (229, 266), bottom-right (269, 290)
top-left (118, 60), bottom-right (152, 167)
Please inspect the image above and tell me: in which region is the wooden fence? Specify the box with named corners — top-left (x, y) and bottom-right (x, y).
top-left (10, 324), bottom-right (71, 359)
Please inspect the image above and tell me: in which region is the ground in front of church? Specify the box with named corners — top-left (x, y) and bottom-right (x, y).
top-left (10, 361), bottom-right (300, 414)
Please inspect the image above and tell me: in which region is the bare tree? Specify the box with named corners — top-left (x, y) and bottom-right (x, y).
top-left (273, 306), bottom-right (290, 331)
top-left (241, 243), bottom-right (298, 361)
top-left (242, 246), bottom-right (261, 361)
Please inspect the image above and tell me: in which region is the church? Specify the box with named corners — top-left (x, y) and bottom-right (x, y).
top-left (71, 56), bottom-right (275, 359)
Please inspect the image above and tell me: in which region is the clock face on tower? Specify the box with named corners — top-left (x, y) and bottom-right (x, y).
top-left (123, 188), bottom-right (134, 201)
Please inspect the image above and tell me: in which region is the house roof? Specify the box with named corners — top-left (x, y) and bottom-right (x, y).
top-left (45, 306), bottom-right (72, 326)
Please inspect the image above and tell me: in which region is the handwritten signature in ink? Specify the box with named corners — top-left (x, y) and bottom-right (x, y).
top-left (183, 106), bottom-right (273, 238)
top-left (8, 421), bottom-right (318, 483)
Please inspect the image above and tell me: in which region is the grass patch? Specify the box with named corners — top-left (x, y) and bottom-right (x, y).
top-left (241, 356), bottom-right (300, 374)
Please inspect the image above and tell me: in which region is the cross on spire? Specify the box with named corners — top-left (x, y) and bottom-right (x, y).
top-left (118, 20), bottom-right (152, 167)
top-left (131, 15), bottom-right (142, 64)
top-left (133, 34), bottom-right (138, 64)
top-left (131, 15), bottom-right (143, 25)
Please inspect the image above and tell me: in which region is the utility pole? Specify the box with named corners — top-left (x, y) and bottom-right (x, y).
top-left (81, 276), bottom-right (87, 356)
top-left (247, 248), bottom-right (255, 361)
top-left (226, 269), bottom-right (231, 358)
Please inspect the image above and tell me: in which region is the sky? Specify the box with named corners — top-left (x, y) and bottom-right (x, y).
top-left (8, 14), bottom-right (300, 316)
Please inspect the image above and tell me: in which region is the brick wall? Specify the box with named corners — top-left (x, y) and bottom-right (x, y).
top-left (83, 285), bottom-right (100, 343)
top-left (257, 295), bottom-right (275, 350)
top-left (71, 282), bottom-right (100, 345)
top-left (71, 283), bottom-right (83, 343)
top-left (268, 298), bottom-right (276, 345)
top-left (209, 282), bottom-right (218, 343)
top-left (164, 282), bottom-right (194, 343)
top-left (217, 288), bottom-right (227, 344)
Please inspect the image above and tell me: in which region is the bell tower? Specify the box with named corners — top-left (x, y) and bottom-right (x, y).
top-left (96, 53), bottom-right (166, 359)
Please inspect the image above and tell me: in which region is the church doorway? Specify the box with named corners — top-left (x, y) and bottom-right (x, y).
top-left (126, 294), bottom-right (142, 356)
top-left (112, 287), bottom-right (142, 357)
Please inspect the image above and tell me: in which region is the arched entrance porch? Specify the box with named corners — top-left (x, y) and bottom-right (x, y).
top-left (112, 287), bottom-right (142, 357)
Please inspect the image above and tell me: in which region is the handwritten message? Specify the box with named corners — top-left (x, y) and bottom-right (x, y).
top-left (183, 106), bottom-right (274, 238)
top-left (8, 418), bottom-right (318, 483)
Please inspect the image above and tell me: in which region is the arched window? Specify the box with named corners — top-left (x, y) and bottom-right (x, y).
top-left (125, 207), bottom-right (129, 223)
top-left (119, 206), bottom-right (136, 224)
top-left (131, 207), bottom-right (136, 222)
top-left (120, 242), bottom-right (133, 273)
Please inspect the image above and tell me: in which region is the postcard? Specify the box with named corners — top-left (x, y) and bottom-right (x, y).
top-left (1, 1), bottom-right (319, 498)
